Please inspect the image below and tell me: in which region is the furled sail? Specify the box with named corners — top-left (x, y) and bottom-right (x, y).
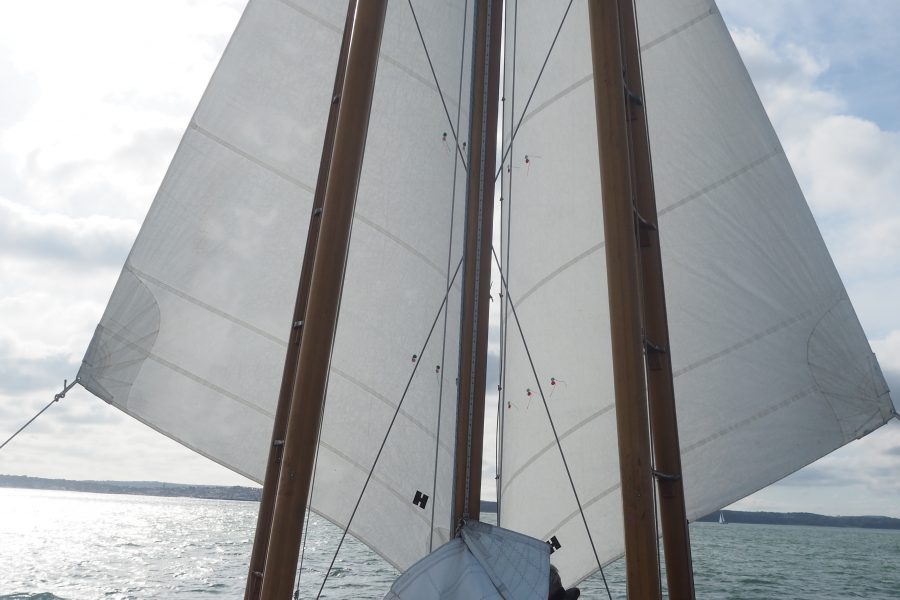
top-left (384, 521), bottom-right (550, 600)
top-left (79, 0), bottom-right (472, 572)
top-left (498, 0), bottom-right (894, 586)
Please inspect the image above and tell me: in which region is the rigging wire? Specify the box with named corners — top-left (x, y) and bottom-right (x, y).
top-left (495, 0), bottom-right (519, 520)
top-left (0, 378), bottom-right (79, 452)
top-left (315, 259), bottom-right (464, 598)
top-left (494, 0), bottom-right (574, 181)
top-left (490, 247), bottom-right (613, 600)
top-left (428, 0), bottom-right (470, 554)
top-left (407, 0), bottom-right (470, 173)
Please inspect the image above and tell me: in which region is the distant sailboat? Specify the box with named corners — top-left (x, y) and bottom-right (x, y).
top-left (719, 512), bottom-right (727, 525)
top-left (74, 0), bottom-right (896, 598)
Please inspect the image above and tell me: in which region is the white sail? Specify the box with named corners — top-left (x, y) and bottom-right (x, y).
top-left (498, 0), bottom-right (893, 586)
top-left (79, 0), bottom-right (473, 572)
top-left (78, 0), bottom-right (896, 590)
top-left (384, 521), bottom-right (550, 600)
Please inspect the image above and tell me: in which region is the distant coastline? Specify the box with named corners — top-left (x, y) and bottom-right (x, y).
top-left (696, 509), bottom-right (900, 531)
top-left (4, 475), bottom-right (899, 531)
top-left (0, 474), bottom-right (261, 502)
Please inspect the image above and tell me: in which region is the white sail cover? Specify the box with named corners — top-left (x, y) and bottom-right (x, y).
top-left (79, 0), bottom-right (472, 572)
top-left (384, 521), bottom-right (550, 600)
top-left (498, 0), bottom-right (894, 587)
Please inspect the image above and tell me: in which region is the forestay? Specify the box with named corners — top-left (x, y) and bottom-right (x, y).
top-left (79, 0), bottom-right (472, 572)
top-left (498, 0), bottom-right (894, 586)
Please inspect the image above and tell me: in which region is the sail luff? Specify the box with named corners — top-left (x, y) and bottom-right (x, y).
top-left (617, 0), bottom-right (696, 596)
top-left (258, 2), bottom-right (388, 597)
top-left (243, 2), bottom-right (357, 598)
top-left (452, 0), bottom-right (504, 528)
top-left (588, 0), bottom-right (661, 597)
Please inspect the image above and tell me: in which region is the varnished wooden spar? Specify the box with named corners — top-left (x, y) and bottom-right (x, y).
top-left (243, 3), bottom-right (356, 598)
top-left (587, 1), bottom-right (660, 598)
top-left (452, 0), bottom-right (504, 527)
top-left (257, 2), bottom-right (388, 599)
top-left (617, 0), bottom-right (696, 597)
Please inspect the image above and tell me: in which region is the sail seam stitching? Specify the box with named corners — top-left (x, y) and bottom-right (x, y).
top-left (126, 264), bottom-right (287, 346)
top-left (491, 246), bottom-right (606, 575)
top-left (518, 241), bottom-right (605, 306)
top-left (640, 7), bottom-right (717, 52)
top-left (673, 299), bottom-right (830, 379)
top-left (275, 0), bottom-right (342, 34)
top-left (277, 0), bottom-right (450, 98)
top-left (658, 149), bottom-right (783, 217)
top-left (98, 325), bottom-right (272, 418)
top-left (316, 440), bottom-right (433, 528)
top-left (538, 482), bottom-right (620, 544)
top-left (515, 149), bottom-right (782, 309)
top-left (504, 7), bottom-right (719, 145)
top-left (330, 365), bottom-right (454, 452)
top-left (682, 386), bottom-right (817, 454)
top-left (188, 121), bottom-right (315, 193)
top-left (353, 213), bottom-right (447, 277)
top-left (501, 402), bottom-right (615, 492)
top-left (520, 73), bottom-right (592, 128)
top-left (317, 259), bottom-right (463, 587)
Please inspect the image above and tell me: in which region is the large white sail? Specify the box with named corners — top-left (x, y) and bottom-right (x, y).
top-left (79, 0), bottom-right (472, 572)
top-left (78, 0), bottom-right (895, 588)
top-left (498, 0), bottom-right (894, 586)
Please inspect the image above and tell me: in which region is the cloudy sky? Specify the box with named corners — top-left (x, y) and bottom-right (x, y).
top-left (1, 0), bottom-right (898, 518)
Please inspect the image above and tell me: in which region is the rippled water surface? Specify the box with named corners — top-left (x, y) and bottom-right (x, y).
top-left (2, 488), bottom-right (898, 598)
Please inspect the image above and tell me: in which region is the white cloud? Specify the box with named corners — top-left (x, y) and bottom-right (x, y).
top-left (0, 196), bottom-right (137, 265)
top-left (0, 0), bottom-right (244, 486)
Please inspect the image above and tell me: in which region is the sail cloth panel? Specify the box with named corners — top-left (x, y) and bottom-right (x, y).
top-left (499, 0), bottom-right (893, 587)
top-left (80, 0), bottom-right (471, 572)
top-left (384, 521), bottom-right (550, 600)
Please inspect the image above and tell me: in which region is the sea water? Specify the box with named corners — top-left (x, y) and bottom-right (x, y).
top-left (1, 488), bottom-right (898, 599)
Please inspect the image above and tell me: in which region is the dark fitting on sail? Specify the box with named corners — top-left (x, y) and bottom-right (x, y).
top-left (413, 491), bottom-right (429, 510)
top-left (546, 535), bottom-right (561, 554)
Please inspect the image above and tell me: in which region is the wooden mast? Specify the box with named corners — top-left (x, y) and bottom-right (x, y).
top-left (617, 0), bottom-right (695, 597)
top-left (257, 2), bottom-right (388, 598)
top-left (588, 1), bottom-right (660, 598)
top-left (243, 3), bottom-right (356, 598)
top-left (452, 0), bottom-right (503, 528)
